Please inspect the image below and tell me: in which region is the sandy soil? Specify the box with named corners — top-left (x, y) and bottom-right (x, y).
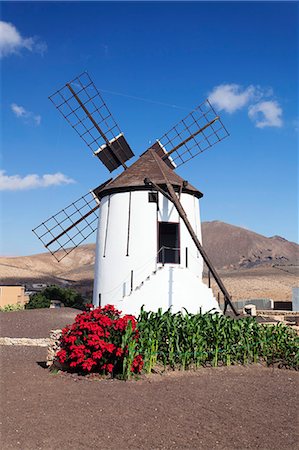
top-left (204, 266), bottom-right (298, 301)
top-left (1, 347), bottom-right (298, 450)
top-left (0, 309), bottom-right (298, 450)
top-left (0, 308), bottom-right (78, 339)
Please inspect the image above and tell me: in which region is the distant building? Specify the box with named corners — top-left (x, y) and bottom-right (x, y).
top-left (292, 287), bottom-right (299, 312)
top-left (25, 283), bottom-right (49, 296)
top-left (31, 283), bottom-right (48, 290)
top-left (0, 285), bottom-right (30, 308)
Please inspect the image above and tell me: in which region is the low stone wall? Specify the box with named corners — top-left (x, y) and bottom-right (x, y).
top-left (0, 330), bottom-right (63, 367)
top-left (47, 329), bottom-right (62, 367)
top-left (0, 337), bottom-right (50, 347)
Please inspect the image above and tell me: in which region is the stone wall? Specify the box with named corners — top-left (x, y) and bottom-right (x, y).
top-left (47, 329), bottom-right (62, 367)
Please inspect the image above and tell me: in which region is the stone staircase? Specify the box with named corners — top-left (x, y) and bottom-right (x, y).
top-left (114, 265), bottom-right (220, 317)
top-left (132, 265), bottom-right (164, 293)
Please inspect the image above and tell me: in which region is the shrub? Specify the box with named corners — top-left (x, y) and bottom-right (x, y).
top-left (25, 293), bottom-right (51, 309)
top-left (26, 285), bottom-right (87, 310)
top-left (42, 286), bottom-right (85, 309)
top-left (0, 304), bottom-right (24, 312)
top-left (56, 305), bottom-right (143, 379)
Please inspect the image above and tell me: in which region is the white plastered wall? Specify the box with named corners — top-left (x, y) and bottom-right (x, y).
top-left (93, 189), bottom-right (217, 314)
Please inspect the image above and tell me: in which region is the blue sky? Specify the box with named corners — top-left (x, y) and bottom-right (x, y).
top-left (0, 1), bottom-right (298, 256)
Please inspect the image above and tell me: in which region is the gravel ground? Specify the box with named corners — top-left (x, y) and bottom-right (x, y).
top-left (0, 308), bottom-right (78, 338)
top-left (0, 309), bottom-right (298, 450)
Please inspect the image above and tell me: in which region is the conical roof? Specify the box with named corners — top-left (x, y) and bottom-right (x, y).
top-left (95, 149), bottom-right (202, 199)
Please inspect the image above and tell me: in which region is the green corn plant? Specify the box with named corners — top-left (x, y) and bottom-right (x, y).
top-left (121, 321), bottom-right (138, 380)
top-left (136, 308), bottom-right (299, 372)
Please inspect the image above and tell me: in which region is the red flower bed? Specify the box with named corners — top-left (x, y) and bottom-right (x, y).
top-left (56, 305), bottom-right (143, 377)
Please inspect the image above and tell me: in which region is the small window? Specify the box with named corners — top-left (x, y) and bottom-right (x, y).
top-left (158, 222), bottom-right (180, 264)
top-left (148, 192), bottom-right (158, 203)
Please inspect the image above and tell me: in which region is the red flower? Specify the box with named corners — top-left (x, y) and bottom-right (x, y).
top-left (131, 355), bottom-right (144, 373)
top-left (92, 350), bottom-right (103, 360)
top-left (57, 304), bottom-right (142, 377)
top-left (102, 304), bottom-right (119, 314)
top-left (82, 358), bottom-right (97, 371)
top-left (70, 361), bottom-right (79, 368)
top-left (106, 363), bottom-right (114, 373)
top-left (57, 349), bottom-right (67, 363)
top-left (115, 347), bottom-right (123, 357)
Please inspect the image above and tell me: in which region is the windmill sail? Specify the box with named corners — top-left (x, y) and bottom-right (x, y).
top-left (49, 72), bottom-right (134, 172)
top-left (32, 191), bottom-right (100, 262)
top-left (150, 99), bottom-right (229, 168)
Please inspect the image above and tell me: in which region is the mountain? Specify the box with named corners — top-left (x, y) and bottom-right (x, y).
top-left (0, 222), bottom-right (298, 287)
top-left (0, 244), bottom-right (95, 285)
top-left (201, 221), bottom-right (298, 269)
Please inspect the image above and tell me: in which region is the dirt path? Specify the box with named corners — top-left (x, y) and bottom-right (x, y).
top-left (0, 309), bottom-right (298, 449)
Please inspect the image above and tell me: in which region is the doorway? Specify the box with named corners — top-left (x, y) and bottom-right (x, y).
top-left (158, 222), bottom-right (180, 264)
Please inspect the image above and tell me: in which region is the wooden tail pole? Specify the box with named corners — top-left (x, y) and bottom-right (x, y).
top-left (146, 151), bottom-right (239, 316)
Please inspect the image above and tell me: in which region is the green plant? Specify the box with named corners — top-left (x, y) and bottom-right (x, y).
top-left (136, 309), bottom-right (299, 371)
top-left (0, 303), bottom-right (24, 312)
top-left (25, 292), bottom-right (51, 309)
top-left (25, 285), bottom-right (87, 310)
top-left (57, 305), bottom-right (143, 379)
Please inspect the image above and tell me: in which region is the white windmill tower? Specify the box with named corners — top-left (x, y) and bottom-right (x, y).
top-left (33, 72), bottom-right (238, 316)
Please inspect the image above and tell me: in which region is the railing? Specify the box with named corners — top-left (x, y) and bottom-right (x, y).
top-left (158, 246), bottom-right (180, 265)
top-left (99, 247), bottom-right (166, 300)
top-left (98, 246), bottom-right (230, 309)
top-left (127, 246), bottom-right (182, 296)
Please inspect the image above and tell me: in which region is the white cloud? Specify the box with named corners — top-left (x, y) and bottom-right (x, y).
top-left (0, 20), bottom-right (47, 58)
top-left (11, 103), bottom-right (27, 118)
top-left (34, 115), bottom-right (41, 126)
top-left (292, 118), bottom-right (299, 132)
top-left (208, 84), bottom-right (256, 113)
top-left (0, 171), bottom-right (75, 191)
top-left (11, 103), bottom-right (41, 126)
top-left (208, 83), bottom-right (284, 129)
top-left (248, 101), bottom-right (283, 128)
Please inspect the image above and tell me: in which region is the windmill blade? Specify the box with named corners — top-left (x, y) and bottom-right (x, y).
top-left (33, 190), bottom-right (101, 262)
top-left (150, 99), bottom-right (229, 168)
top-left (49, 72), bottom-right (134, 172)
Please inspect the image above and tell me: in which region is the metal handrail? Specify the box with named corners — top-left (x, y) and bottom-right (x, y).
top-left (157, 246), bottom-right (180, 266)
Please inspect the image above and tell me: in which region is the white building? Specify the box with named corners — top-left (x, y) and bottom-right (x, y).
top-left (93, 149), bottom-right (220, 316)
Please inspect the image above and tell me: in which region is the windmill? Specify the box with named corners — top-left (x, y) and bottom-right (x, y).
top-left (33, 72), bottom-right (238, 316)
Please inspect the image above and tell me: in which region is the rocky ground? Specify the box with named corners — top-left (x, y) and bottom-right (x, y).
top-left (0, 309), bottom-right (298, 450)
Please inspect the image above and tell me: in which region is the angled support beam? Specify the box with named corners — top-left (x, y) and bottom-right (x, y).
top-left (145, 152), bottom-right (239, 316)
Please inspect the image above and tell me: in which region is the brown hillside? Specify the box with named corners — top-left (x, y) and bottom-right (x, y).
top-left (0, 244), bottom-right (95, 284)
top-left (202, 221), bottom-right (299, 269)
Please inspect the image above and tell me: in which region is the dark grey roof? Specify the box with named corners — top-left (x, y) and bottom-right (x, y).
top-left (95, 149), bottom-right (203, 199)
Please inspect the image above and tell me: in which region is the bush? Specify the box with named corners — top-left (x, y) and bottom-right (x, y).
top-left (56, 305), bottom-right (143, 379)
top-left (0, 304), bottom-right (24, 312)
top-left (26, 285), bottom-right (86, 310)
top-left (25, 293), bottom-right (51, 309)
